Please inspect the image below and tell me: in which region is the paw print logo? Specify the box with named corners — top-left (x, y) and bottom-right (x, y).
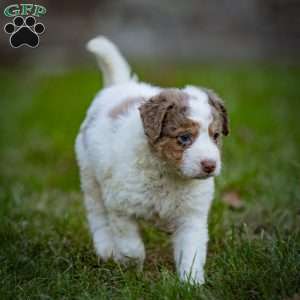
top-left (4, 16), bottom-right (45, 48)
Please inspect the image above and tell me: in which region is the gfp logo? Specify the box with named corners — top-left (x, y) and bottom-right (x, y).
top-left (3, 4), bottom-right (47, 48)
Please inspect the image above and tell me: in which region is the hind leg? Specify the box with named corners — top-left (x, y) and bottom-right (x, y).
top-left (76, 134), bottom-right (144, 266)
top-left (82, 173), bottom-right (145, 267)
top-left (80, 167), bottom-right (117, 261)
top-left (76, 133), bottom-right (115, 260)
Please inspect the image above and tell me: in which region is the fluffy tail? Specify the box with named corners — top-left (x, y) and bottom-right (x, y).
top-left (86, 36), bottom-right (134, 87)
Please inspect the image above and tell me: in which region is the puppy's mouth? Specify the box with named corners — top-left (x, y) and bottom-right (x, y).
top-left (178, 168), bottom-right (217, 180)
top-left (194, 175), bottom-right (211, 180)
top-left (193, 173), bottom-right (215, 180)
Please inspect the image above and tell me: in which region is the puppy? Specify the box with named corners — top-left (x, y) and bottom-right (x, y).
top-left (75, 36), bottom-right (229, 284)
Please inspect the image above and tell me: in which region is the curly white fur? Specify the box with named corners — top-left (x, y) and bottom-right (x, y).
top-left (75, 36), bottom-right (222, 284)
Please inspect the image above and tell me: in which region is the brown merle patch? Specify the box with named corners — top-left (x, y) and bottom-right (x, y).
top-left (139, 89), bottom-right (199, 168)
top-left (203, 88), bottom-right (229, 136)
top-left (109, 96), bottom-right (144, 119)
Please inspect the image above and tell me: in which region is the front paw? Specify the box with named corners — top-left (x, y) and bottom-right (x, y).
top-left (179, 268), bottom-right (205, 285)
top-left (93, 235), bottom-right (116, 261)
top-left (114, 240), bottom-right (145, 270)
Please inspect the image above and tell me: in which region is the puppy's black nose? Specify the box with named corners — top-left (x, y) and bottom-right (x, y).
top-left (201, 160), bottom-right (216, 174)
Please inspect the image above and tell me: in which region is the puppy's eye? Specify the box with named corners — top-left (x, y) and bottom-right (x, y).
top-left (213, 132), bottom-right (220, 141)
top-left (177, 132), bottom-right (193, 146)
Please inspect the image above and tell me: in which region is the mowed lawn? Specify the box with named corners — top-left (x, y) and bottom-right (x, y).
top-left (0, 63), bottom-right (299, 300)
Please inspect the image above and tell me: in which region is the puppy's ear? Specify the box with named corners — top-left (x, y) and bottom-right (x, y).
top-left (205, 88), bottom-right (229, 136)
top-left (139, 93), bottom-right (173, 145)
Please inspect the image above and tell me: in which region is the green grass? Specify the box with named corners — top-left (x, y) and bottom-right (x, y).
top-left (0, 63), bottom-right (300, 299)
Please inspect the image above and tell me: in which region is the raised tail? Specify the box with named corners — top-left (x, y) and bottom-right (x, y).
top-left (86, 36), bottom-right (135, 87)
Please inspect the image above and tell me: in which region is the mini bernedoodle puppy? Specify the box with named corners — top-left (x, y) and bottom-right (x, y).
top-left (75, 36), bottom-right (229, 284)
